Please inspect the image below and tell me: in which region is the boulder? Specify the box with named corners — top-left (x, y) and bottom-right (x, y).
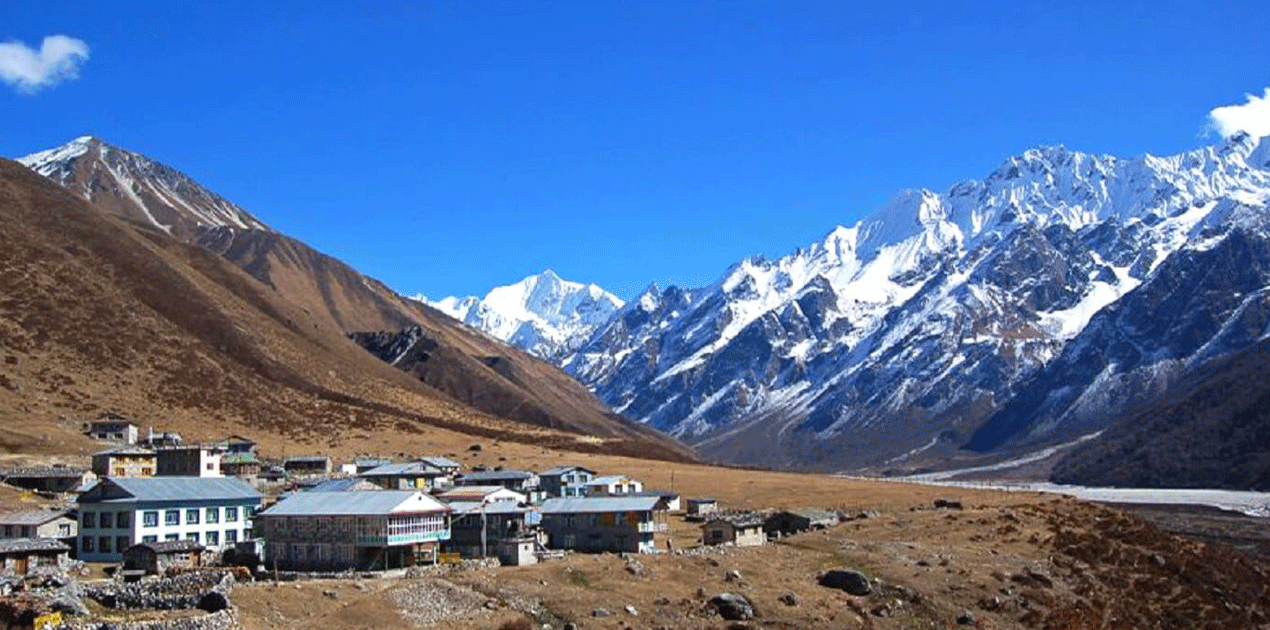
top-left (778, 592), bottom-right (799, 607)
top-left (711, 593), bottom-right (755, 620)
top-left (818, 569), bottom-right (872, 596)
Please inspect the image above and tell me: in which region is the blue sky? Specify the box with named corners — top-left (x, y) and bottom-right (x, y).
top-left (2, 1), bottom-right (1267, 301)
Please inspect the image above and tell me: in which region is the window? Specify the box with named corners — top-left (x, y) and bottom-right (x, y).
top-left (187, 532), bottom-right (199, 543)
top-left (143, 511), bottom-right (158, 527)
top-left (165, 510), bottom-right (180, 526)
top-left (165, 533), bottom-right (179, 541)
top-left (225, 507), bottom-right (238, 522)
top-left (142, 535), bottom-right (157, 543)
top-left (99, 536), bottom-right (112, 553)
top-left (99, 512), bottom-right (113, 529)
top-left (3, 525), bottom-right (11, 537)
top-left (58, 523), bottom-right (71, 537)
top-left (116, 512), bottom-right (129, 528)
top-left (114, 467), bottom-right (125, 476)
top-left (206, 531), bottom-right (219, 546)
top-left (82, 512), bottom-right (96, 529)
top-left (225, 529), bottom-right (238, 544)
top-left (82, 537), bottom-right (94, 552)
top-left (186, 509), bottom-right (200, 525)
top-left (116, 536), bottom-right (129, 552)
top-left (141, 467), bottom-right (152, 476)
top-left (206, 508), bottom-right (219, 524)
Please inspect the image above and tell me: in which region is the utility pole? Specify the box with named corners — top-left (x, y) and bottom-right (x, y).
top-left (480, 500), bottom-right (488, 559)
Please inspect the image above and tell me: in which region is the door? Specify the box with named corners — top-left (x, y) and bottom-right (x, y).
top-left (13, 556), bottom-right (27, 574)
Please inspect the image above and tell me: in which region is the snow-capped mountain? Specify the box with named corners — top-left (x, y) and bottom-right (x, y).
top-left (564, 132), bottom-right (1270, 471)
top-left (417, 270), bottom-right (624, 361)
top-left (18, 136), bottom-right (269, 239)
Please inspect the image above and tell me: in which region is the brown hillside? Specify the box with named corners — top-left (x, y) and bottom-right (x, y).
top-left (0, 159), bottom-right (688, 461)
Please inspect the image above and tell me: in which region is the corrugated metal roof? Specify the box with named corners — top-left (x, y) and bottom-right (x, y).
top-left (459, 470), bottom-right (533, 481)
top-left (81, 477), bottom-right (261, 503)
top-left (360, 462), bottom-right (441, 477)
top-left (540, 465), bottom-right (596, 477)
top-left (0, 538), bottom-right (70, 553)
top-left (420, 456), bottom-right (460, 469)
top-left (0, 510), bottom-right (71, 526)
top-left (436, 486), bottom-right (521, 500)
top-left (260, 491), bottom-right (449, 516)
top-left (92, 445), bottom-right (155, 456)
top-left (540, 496), bottom-right (661, 514)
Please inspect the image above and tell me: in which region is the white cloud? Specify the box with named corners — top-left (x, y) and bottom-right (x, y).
top-left (1208, 88), bottom-right (1270, 139)
top-left (0, 35), bottom-right (90, 95)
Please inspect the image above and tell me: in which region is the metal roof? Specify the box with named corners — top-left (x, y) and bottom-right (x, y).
top-left (92, 445), bottom-right (155, 457)
top-left (129, 539), bottom-right (204, 554)
top-left (283, 455), bottom-right (330, 463)
top-left (80, 477), bottom-right (261, 504)
top-left (585, 475), bottom-right (636, 486)
top-left (260, 491), bottom-right (449, 516)
top-left (360, 462), bottom-right (442, 477)
top-left (420, 456), bottom-right (461, 469)
top-left (0, 538), bottom-right (70, 553)
top-left (540, 496), bottom-right (662, 514)
top-left (0, 510), bottom-right (71, 526)
top-left (445, 501), bottom-right (531, 516)
top-left (459, 470), bottom-right (534, 482)
top-left (309, 478), bottom-right (377, 492)
top-left (436, 485), bottom-right (522, 499)
top-left (539, 465), bottom-right (596, 477)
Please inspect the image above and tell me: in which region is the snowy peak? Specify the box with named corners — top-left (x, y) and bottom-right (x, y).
top-left (417, 270), bottom-right (624, 360)
top-left (17, 136), bottom-right (269, 239)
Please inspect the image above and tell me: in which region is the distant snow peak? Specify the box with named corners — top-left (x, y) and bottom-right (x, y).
top-left (421, 270), bottom-right (624, 360)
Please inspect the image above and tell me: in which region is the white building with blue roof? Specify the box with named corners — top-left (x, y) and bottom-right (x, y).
top-left (76, 476), bottom-right (262, 562)
top-left (255, 491), bottom-right (451, 571)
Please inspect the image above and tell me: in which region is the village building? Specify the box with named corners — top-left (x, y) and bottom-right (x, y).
top-left (84, 414), bottom-right (139, 444)
top-left (0, 538), bottom-right (70, 574)
top-left (282, 455), bottom-right (332, 476)
top-left (435, 485), bottom-right (527, 505)
top-left (360, 461), bottom-right (448, 491)
top-left (539, 466), bottom-right (596, 498)
top-left (455, 470), bottom-right (541, 500)
top-left (122, 539), bottom-right (204, 575)
top-left (255, 490), bottom-right (451, 571)
top-left (498, 535), bottom-right (538, 567)
top-left (419, 456), bottom-right (462, 476)
top-left (0, 465), bottom-right (93, 494)
top-left (76, 476), bottom-right (262, 562)
top-left (764, 509), bottom-right (838, 537)
top-left (686, 498), bottom-right (719, 520)
top-left (220, 452), bottom-right (262, 482)
top-left (0, 510), bottom-right (76, 544)
top-left (444, 501), bottom-right (539, 559)
top-left (224, 435), bottom-right (257, 454)
top-left (583, 475), bottom-right (644, 497)
top-left (91, 445), bottom-right (157, 478)
top-left (155, 444), bottom-right (225, 477)
top-left (702, 513), bottom-right (766, 547)
top-left (539, 496), bottom-right (667, 554)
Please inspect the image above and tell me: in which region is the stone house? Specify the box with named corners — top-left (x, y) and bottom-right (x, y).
top-left (256, 490), bottom-right (451, 571)
top-left (84, 414), bottom-right (139, 444)
top-left (0, 510), bottom-right (76, 545)
top-left (686, 498), bottom-right (719, 520)
top-left (91, 446), bottom-right (157, 478)
top-left (282, 456), bottom-right (332, 476)
top-left (220, 452), bottom-right (262, 483)
top-left (444, 501), bottom-right (538, 559)
top-left (122, 539), bottom-right (204, 575)
top-left (155, 444), bottom-right (226, 477)
top-left (538, 466), bottom-right (596, 498)
top-left (702, 513), bottom-right (766, 547)
top-left (360, 461), bottom-right (448, 491)
top-left (539, 496), bottom-right (667, 554)
top-left (76, 476), bottom-right (262, 562)
top-left (0, 538), bottom-right (70, 574)
top-left (583, 475), bottom-right (644, 497)
top-left (0, 466), bottom-right (93, 494)
top-left (764, 509), bottom-right (838, 537)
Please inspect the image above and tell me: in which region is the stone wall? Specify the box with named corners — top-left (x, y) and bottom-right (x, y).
top-left (65, 607), bottom-right (239, 630)
top-left (84, 571), bottom-right (234, 611)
